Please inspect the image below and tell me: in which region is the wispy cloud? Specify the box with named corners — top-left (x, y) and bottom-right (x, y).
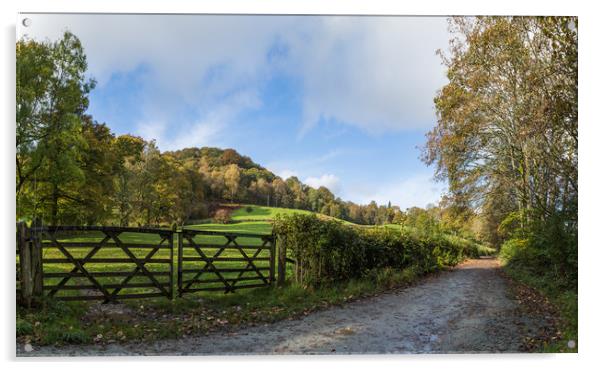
top-left (304, 174), bottom-right (341, 194)
top-left (134, 90), bottom-right (260, 151)
top-left (345, 173), bottom-right (446, 209)
top-left (282, 17), bottom-right (449, 135)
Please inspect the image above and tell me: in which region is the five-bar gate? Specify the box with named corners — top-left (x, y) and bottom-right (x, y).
top-left (33, 226), bottom-right (175, 302)
top-left (178, 229), bottom-right (276, 295)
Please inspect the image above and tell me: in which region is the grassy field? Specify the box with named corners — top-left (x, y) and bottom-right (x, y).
top-left (187, 221), bottom-right (273, 235)
top-left (185, 204), bottom-right (357, 235)
top-left (229, 205), bottom-right (314, 222)
top-left (227, 204), bottom-right (357, 225)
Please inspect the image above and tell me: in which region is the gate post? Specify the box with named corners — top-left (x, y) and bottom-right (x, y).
top-left (17, 222), bottom-right (32, 307)
top-left (277, 234), bottom-right (287, 286)
top-left (269, 234), bottom-right (276, 285)
top-left (177, 229), bottom-right (183, 297)
top-left (30, 233), bottom-right (44, 298)
top-left (18, 221), bottom-right (43, 307)
top-left (169, 225), bottom-right (176, 300)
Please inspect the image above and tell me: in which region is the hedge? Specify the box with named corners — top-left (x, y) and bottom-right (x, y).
top-left (273, 213), bottom-right (483, 287)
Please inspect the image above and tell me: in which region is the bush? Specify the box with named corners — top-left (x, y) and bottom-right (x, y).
top-left (245, 206), bottom-right (253, 213)
top-left (16, 318), bottom-right (33, 336)
top-left (273, 214), bottom-right (482, 287)
top-left (212, 209), bottom-right (231, 224)
top-left (499, 213), bottom-right (577, 289)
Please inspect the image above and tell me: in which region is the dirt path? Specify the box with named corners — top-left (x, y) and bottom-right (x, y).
top-left (18, 258), bottom-right (552, 356)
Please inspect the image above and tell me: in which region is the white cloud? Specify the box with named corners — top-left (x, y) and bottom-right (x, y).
top-left (20, 14), bottom-right (284, 150)
top-left (276, 169), bottom-right (299, 180)
top-left (134, 120), bottom-right (167, 146)
top-left (345, 173), bottom-right (446, 210)
top-left (304, 174), bottom-right (341, 194)
top-left (155, 118), bottom-right (224, 152)
top-left (20, 14), bottom-right (450, 146)
top-left (132, 89), bottom-right (260, 151)
top-left (282, 17), bottom-right (449, 134)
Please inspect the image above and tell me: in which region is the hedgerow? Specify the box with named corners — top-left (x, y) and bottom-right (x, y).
top-left (273, 214), bottom-right (484, 287)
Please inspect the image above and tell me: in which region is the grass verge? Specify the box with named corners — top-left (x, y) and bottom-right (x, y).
top-left (501, 262), bottom-right (577, 353)
top-left (17, 264), bottom-right (433, 347)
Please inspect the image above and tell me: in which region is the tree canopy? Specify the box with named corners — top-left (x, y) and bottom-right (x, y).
top-left (424, 16), bottom-right (577, 286)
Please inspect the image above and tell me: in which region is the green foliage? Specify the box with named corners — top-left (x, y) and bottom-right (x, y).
top-left (500, 213), bottom-right (577, 289)
top-left (44, 326), bottom-right (89, 345)
top-left (498, 209), bottom-right (577, 351)
top-left (273, 214), bottom-right (483, 287)
top-left (424, 18), bottom-right (578, 347)
top-left (425, 16), bottom-right (577, 267)
top-left (16, 318), bottom-right (33, 336)
top-left (17, 31), bottom-right (97, 225)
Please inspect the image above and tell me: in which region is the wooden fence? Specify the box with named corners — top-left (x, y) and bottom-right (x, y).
top-left (16, 223), bottom-right (289, 306)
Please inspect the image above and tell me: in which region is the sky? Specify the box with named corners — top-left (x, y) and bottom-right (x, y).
top-left (18, 13), bottom-right (451, 210)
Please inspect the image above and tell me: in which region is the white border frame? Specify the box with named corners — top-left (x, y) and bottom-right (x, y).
top-left (2, 1), bottom-right (598, 369)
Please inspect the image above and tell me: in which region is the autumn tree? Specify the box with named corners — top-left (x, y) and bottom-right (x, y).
top-left (424, 16), bottom-right (577, 283)
top-left (113, 134), bottom-right (145, 226)
top-left (224, 164), bottom-right (241, 202)
top-left (75, 118), bottom-right (119, 224)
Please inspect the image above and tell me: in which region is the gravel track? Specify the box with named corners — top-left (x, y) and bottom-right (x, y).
top-left (18, 258), bottom-right (549, 356)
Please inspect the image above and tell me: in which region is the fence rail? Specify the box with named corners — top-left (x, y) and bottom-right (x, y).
top-left (16, 223), bottom-right (288, 306)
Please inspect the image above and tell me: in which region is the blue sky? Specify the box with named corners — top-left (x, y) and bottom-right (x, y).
top-left (19, 14), bottom-right (450, 210)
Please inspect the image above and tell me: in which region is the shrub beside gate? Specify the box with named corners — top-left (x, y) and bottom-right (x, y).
top-left (273, 214), bottom-right (481, 287)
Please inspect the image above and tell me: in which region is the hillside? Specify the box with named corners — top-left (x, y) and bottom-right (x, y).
top-left (188, 204), bottom-right (358, 234)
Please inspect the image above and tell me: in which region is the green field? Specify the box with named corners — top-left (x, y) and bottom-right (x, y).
top-left (189, 204), bottom-right (356, 235)
top-left (187, 221), bottom-right (273, 235)
top-left (229, 205), bottom-right (314, 222)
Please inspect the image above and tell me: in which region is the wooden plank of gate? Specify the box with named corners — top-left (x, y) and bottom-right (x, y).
top-left (104, 233), bottom-right (169, 302)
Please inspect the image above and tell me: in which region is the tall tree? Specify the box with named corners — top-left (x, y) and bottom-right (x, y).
top-left (423, 16), bottom-right (577, 278)
top-left (224, 164), bottom-right (241, 202)
top-left (16, 31), bottom-right (96, 224)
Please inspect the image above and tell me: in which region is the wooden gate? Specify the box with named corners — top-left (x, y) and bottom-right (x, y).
top-left (33, 226), bottom-right (175, 302)
top-left (177, 229), bottom-right (276, 295)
